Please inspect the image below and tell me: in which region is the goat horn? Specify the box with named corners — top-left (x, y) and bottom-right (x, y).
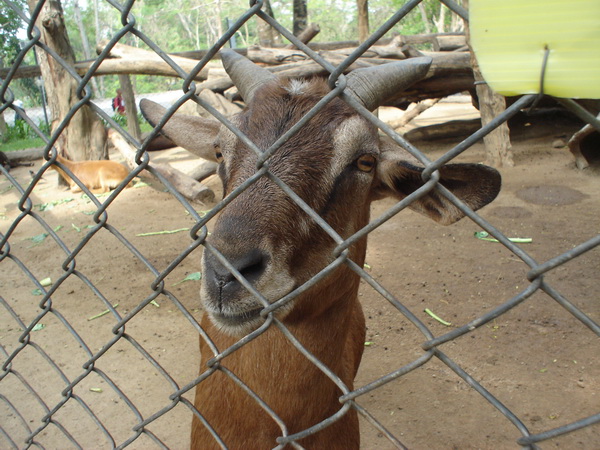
top-left (346, 56), bottom-right (433, 111)
top-left (220, 49), bottom-right (277, 104)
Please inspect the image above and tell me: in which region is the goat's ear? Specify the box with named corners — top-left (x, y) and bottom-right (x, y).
top-left (374, 141), bottom-right (501, 225)
top-left (140, 99), bottom-right (221, 162)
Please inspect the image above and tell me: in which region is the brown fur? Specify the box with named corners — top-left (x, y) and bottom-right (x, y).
top-left (139, 74), bottom-right (501, 449)
top-left (50, 154), bottom-right (131, 194)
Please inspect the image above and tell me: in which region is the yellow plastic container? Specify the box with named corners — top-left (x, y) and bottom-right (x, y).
top-left (469, 0), bottom-right (600, 98)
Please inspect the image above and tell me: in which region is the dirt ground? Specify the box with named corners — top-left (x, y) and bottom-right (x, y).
top-left (1, 102), bottom-right (599, 449)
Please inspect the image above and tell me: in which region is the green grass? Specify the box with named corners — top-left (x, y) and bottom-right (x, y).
top-left (1, 112), bottom-right (154, 155)
top-left (1, 137), bottom-right (46, 152)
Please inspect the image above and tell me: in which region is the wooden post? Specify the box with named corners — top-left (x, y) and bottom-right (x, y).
top-left (465, 11), bottom-right (514, 167)
top-left (118, 74), bottom-right (141, 140)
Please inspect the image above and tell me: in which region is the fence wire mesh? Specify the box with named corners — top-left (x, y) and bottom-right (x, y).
top-left (1, 0), bottom-right (599, 448)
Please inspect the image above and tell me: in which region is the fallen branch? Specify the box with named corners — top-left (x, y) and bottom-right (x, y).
top-left (108, 129), bottom-right (215, 204)
top-left (92, 41), bottom-right (210, 80)
top-left (404, 118), bottom-right (481, 141)
top-left (1, 32), bottom-right (466, 80)
top-left (2, 147), bottom-right (45, 162)
top-left (567, 122), bottom-right (599, 170)
top-left (387, 98), bottom-right (441, 129)
top-left (285, 23), bottom-right (321, 49)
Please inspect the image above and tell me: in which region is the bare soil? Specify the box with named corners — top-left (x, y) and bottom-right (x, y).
top-left (1, 105), bottom-right (599, 449)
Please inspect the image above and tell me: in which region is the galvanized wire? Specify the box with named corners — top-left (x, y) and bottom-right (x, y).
top-left (0, 0), bottom-right (599, 448)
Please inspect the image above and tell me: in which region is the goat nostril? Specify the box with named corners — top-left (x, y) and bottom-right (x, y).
top-left (236, 249), bottom-right (267, 285)
top-left (207, 248), bottom-right (268, 292)
top-left (240, 260), bottom-right (264, 279)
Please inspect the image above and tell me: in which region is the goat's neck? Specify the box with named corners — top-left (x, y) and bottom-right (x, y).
top-left (193, 246), bottom-right (367, 448)
top-left (195, 283), bottom-right (364, 447)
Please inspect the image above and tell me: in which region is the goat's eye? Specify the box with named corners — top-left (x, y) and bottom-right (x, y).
top-left (355, 154), bottom-right (376, 172)
top-left (215, 150), bottom-right (223, 162)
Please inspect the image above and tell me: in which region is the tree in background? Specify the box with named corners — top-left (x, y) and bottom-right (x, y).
top-left (1, 0), bottom-right (42, 139)
top-left (27, 0), bottom-right (107, 161)
top-left (3, 0), bottom-right (471, 116)
top-left (293, 0), bottom-right (307, 36)
top-left (357, 0), bottom-right (369, 42)
top-left (0, 2), bottom-right (22, 139)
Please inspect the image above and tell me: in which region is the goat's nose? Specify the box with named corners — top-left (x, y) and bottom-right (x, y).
top-left (203, 248), bottom-right (268, 300)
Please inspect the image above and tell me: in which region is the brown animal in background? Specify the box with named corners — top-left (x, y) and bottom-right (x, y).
top-left (141, 50), bottom-right (501, 449)
top-left (50, 154), bottom-right (131, 194)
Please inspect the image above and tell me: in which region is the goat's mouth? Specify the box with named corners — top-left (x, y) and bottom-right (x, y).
top-left (203, 291), bottom-right (296, 336)
top-left (211, 307), bottom-right (263, 328)
top-left (200, 262), bottom-right (297, 335)
top-left (205, 304), bottom-right (274, 336)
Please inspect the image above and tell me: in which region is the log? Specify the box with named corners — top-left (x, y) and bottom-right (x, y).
top-left (195, 89), bottom-right (242, 117)
top-left (387, 98), bottom-right (441, 129)
top-left (187, 161), bottom-right (218, 181)
top-left (245, 46), bottom-right (312, 65)
top-left (199, 51), bottom-right (474, 106)
top-left (2, 147), bottom-right (45, 162)
top-left (108, 129), bottom-right (215, 204)
top-left (285, 23), bottom-right (321, 49)
top-left (384, 72), bottom-right (475, 108)
top-left (95, 41), bottom-right (210, 80)
top-left (1, 33), bottom-right (466, 80)
top-left (567, 123), bottom-right (600, 170)
top-left (433, 35), bottom-right (467, 51)
top-left (396, 32), bottom-right (465, 47)
top-left (173, 33), bottom-right (464, 59)
top-left (404, 118), bottom-right (481, 141)
top-left (0, 40), bottom-right (218, 87)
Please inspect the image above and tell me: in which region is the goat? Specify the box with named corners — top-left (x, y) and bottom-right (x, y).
top-left (49, 154), bottom-right (131, 194)
top-left (140, 50), bottom-right (501, 449)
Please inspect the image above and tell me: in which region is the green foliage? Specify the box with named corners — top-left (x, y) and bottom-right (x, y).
top-left (1, 118), bottom-right (50, 148)
top-left (1, 137), bottom-right (46, 152)
top-left (3, 119), bottom-right (38, 140)
top-left (103, 112), bottom-right (152, 134)
top-left (2, 0), bottom-right (463, 124)
top-left (1, 0), bottom-right (47, 106)
top-left (0, 0), bottom-right (24, 63)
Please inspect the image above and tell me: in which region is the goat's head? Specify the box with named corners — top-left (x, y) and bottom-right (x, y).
top-left (141, 51), bottom-right (501, 336)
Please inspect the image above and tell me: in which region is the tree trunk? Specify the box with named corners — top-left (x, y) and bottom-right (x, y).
top-left (177, 12), bottom-right (195, 43)
top-left (465, 9), bottom-right (513, 167)
top-left (357, 0), bottom-right (369, 43)
top-left (27, 0), bottom-right (107, 162)
top-left (72, 0), bottom-right (99, 97)
top-left (92, 0), bottom-right (105, 96)
top-left (433, 3), bottom-right (447, 33)
top-left (0, 114), bottom-right (6, 142)
top-left (257, 0), bottom-right (281, 47)
top-left (418, 3), bottom-right (432, 34)
top-left (118, 74), bottom-right (141, 140)
top-left (0, 59), bottom-right (6, 142)
top-left (450, 0), bottom-right (465, 32)
top-left (293, 0), bottom-right (308, 36)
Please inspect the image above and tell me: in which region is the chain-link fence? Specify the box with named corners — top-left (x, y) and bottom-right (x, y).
top-left (1, 0), bottom-right (599, 448)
